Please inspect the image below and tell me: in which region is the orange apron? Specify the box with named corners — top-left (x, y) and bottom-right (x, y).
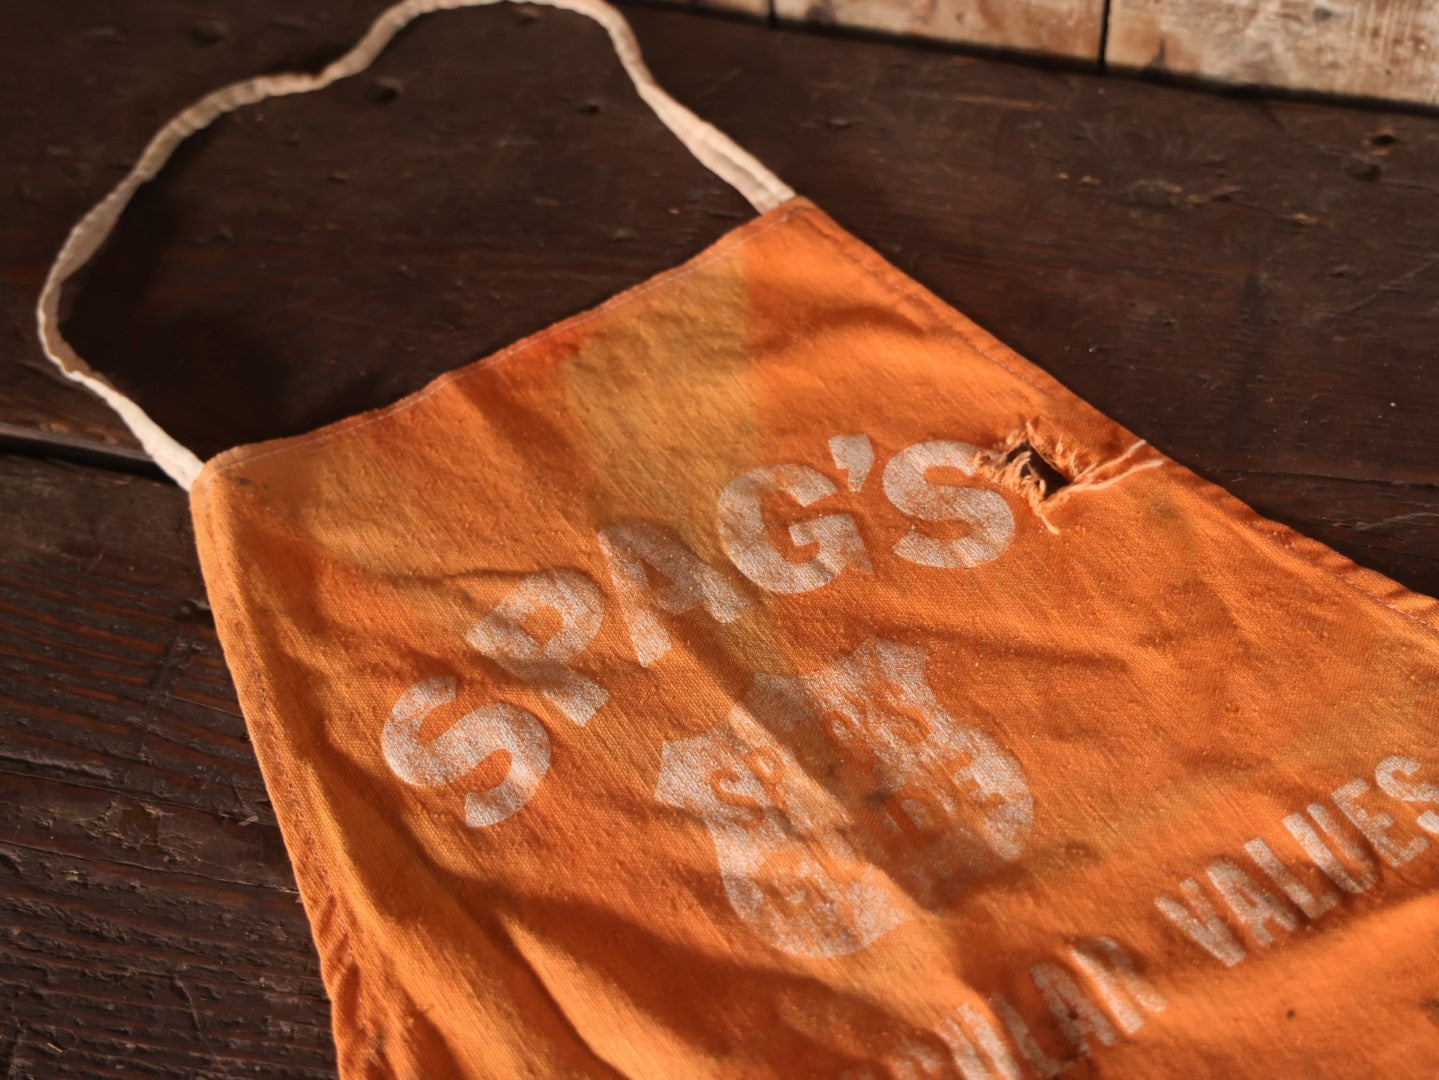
top-left (39, 2), bottom-right (1439, 1076)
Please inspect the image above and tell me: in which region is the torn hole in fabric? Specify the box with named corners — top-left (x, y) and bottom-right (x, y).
top-left (971, 422), bottom-right (1162, 534)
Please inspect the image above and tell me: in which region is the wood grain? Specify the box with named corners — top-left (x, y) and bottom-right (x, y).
top-left (653, 0), bottom-right (770, 15)
top-left (6, 5), bottom-right (1439, 481)
top-left (773, 0), bottom-right (1106, 59)
top-left (0, 454), bottom-right (334, 1077)
top-left (1106, 0), bottom-right (1439, 107)
top-left (11, 3), bottom-right (1438, 571)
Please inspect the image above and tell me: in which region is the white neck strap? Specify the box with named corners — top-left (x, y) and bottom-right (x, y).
top-left (36, 0), bottom-right (795, 490)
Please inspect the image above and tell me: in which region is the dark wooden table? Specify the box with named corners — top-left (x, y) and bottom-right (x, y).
top-left (3, 2), bottom-right (1437, 1075)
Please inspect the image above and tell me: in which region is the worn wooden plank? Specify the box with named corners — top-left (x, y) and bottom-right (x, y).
top-left (6, 1), bottom-right (1439, 585)
top-left (1, 0), bottom-right (397, 454)
top-left (0, 454), bottom-right (334, 1077)
top-left (644, 10), bottom-right (1439, 572)
top-left (773, 0), bottom-right (1105, 58)
top-left (1106, 0), bottom-right (1439, 107)
top-left (5, 3), bottom-right (1437, 480)
top-left (650, 0), bottom-right (769, 16)
top-left (1208, 469), bottom-right (1439, 596)
top-left (6, 3), bottom-right (1439, 484)
top-left (0, 0), bottom-right (771, 458)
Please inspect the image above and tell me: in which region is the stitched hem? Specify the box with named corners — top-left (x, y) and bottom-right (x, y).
top-left (786, 206), bottom-right (1144, 458)
top-left (1162, 458), bottom-right (1439, 641)
top-left (190, 490), bottom-right (385, 1078)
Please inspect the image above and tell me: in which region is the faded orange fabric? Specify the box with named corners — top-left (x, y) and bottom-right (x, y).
top-left (192, 199), bottom-right (1439, 1078)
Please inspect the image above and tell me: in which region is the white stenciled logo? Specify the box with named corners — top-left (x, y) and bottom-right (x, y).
top-left (655, 638), bottom-right (1033, 957)
top-left (380, 434), bottom-right (1024, 830)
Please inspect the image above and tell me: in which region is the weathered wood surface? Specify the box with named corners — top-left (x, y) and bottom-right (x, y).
top-left (0, 455), bottom-right (335, 1077)
top-left (1107, 0), bottom-right (1439, 107)
top-left (671, 0), bottom-right (1439, 106)
top-left (8, 1), bottom-right (1439, 562)
top-left (773, 0), bottom-right (1106, 59)
top-left (661, 0), bottom-right (769, 15)
top-left (3, 1), bottom-right (1439, 1075)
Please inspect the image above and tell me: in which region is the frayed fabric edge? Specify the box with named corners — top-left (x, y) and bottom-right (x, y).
top-left (972, 422), bottom-right (1162, 535)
